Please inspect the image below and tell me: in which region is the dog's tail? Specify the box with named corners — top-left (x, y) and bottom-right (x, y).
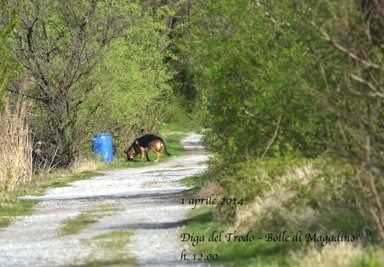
top-left (160, 139), bottom-right (171, 156)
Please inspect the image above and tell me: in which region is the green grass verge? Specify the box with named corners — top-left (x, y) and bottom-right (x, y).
top-left (179, 172), bottom-right (212, 196)
top-left (71, 230), bottom-right (135, 267)
top-left (0, 198), bottom-right (37, 228)
top-left (59, 204), bottom-right (123, 236)
top-left (0, 170), bottom-right (100, 228)
top-left (181, 172), bottom-right (211, 188)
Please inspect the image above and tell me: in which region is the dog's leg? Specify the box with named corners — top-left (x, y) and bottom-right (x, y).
top-left (139, 149), bottom-right (145, 161)
top-left (152, 141), bottom-right (162, 162)
top-left (153, 151), bottom-right (160, 162)
top-left (145, 150), bottom-right (150, 161)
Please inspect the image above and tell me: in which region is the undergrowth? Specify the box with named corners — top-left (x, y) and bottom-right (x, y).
top-left (184, 156), bottom-right (384, 266)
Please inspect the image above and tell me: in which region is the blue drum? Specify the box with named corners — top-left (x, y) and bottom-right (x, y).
top-left (92, 133), bottom-right (113, 162)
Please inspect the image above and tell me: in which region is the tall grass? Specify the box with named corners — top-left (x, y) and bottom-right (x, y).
top-left (289, 242), bottom-right (364, 267)
top-left (0, 97), bottom-right (33, 194)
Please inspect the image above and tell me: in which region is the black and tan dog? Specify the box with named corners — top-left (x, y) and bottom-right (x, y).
top-left (124, 134), bottom-right (171, 162)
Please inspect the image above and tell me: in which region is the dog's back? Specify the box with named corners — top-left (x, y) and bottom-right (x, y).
top-left (136, 134), bottom-right (162, 147)
top-left (125, 134), bottom-right (171, 162)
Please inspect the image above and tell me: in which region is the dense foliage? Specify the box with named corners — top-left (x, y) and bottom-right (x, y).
top-left (184, 0), bottom-right (351, 162)
top-left (0, 0), bottom-right (19, 111)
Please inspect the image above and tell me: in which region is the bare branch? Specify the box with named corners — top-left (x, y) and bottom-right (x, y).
top-left (348, 73), bottom-right (384, 98)
top-left (6, 85), bottom-right (43, 102)
top-left (311, 21), bottom-right (381, 70)
top-left (261, 113), bottom-right (282, 158)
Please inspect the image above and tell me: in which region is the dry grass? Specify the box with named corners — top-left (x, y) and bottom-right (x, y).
top-left (233, 164), bottom-right (319, 232)
top-left (195, 179), bottom-right (222, 199)
top-left (232, 160), bottom-right (358, 239)
top-left (289, 242), bottom-right (364, 267)
top-left (0, 97), bottom-right (33, 194)
top-left (71, 157), bottom-right (104, 173)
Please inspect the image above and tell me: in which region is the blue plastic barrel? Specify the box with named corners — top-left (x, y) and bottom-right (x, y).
top-left (92, 133), bottom-right (113, 162)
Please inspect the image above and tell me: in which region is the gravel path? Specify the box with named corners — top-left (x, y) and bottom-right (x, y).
top-left (0, 133), bottom-right (213, 267)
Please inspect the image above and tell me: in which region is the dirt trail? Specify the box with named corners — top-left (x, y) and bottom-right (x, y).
top-left (0, 133), bottom-right (212, 267)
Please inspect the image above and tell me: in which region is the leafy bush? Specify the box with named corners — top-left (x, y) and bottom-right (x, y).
top-left (187, 0), bottom-right (337, 164)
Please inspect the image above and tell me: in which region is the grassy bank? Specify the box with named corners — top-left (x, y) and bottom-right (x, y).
top-left (0, 123), bottom-right (192, 228)
top-left (181, 156), bottom-right (384, 267)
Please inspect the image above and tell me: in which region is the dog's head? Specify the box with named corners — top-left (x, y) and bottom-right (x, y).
top-left (124, 140), bottom-right (139, 161)
top-left (124, 147), bottom-right (135, 161)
